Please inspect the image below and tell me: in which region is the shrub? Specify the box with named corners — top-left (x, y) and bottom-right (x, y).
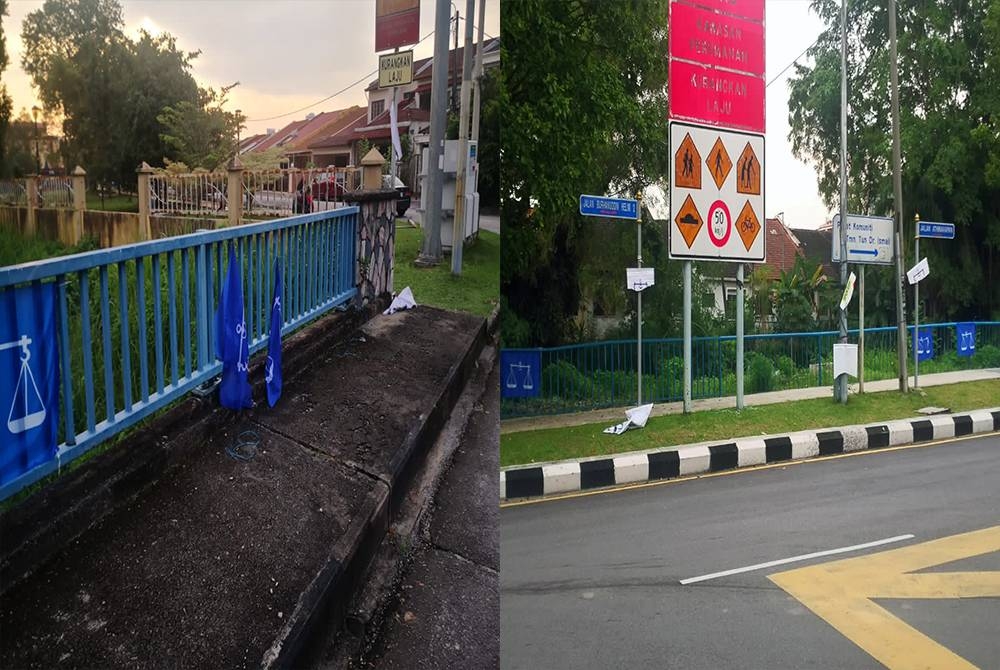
top-left (746, 353), bottom-right (776, 393)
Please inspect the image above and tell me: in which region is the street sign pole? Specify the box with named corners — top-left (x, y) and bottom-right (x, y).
top-left (888, 0), bottom-right (909, 394)
top-left (737, 263), bottom-right (744, 409)
top-left (914, 214), bottom-right (920, 389)
top-left (859, 265), bottom-right (865, 393)
top-left (683, 260), bottom-right (692, 413)
top-left (637, 211), bottom-right (642, 406)
top-left (836, 0), bottom-right (849, 405)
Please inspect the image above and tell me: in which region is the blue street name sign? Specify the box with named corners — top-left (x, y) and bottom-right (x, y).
top-left (917, 221), bottom-right (955, 239)
top-left (580, 195), bottom-right (639, 220)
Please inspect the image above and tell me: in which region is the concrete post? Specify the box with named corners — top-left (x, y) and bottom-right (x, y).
top-left (228, 157), bottom-right (244, 227)
top-left (136, 162), bottom-right (154, 241)
top-left (25, 175), bottom-right (38, 238)
top-left (360, 148), bottom-right (387, 191)
top-left (71, 166), bottom-right (86, 245)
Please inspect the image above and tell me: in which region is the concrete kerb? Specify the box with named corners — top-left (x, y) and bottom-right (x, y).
top-left (500, 407), bottom-right (1000, 501)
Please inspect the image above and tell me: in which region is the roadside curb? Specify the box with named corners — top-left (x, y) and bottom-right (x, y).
top-left (500, 407), bottom-right (1000, 501)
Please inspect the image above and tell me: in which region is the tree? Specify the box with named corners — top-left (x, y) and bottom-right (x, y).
top-left (477, 68), bottom-right (500, 208)
top-left (0, 0), bottom-right (14, 177)
top-left (158, 84), bottom-right (242, 170)
top-left (788, 0), bottom-right (1000, 321)
top-left (501, 0), bottom-right (670, 346)
top-left (21, 0), bottom-right (200, 188)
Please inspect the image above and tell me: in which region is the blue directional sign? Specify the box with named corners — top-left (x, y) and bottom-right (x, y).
top-left (580, 195), bottom-right (639, 220)
top-left (917, 221), bottom-right (955, 239)
top-left (501, 350), bottom-right (541, 399)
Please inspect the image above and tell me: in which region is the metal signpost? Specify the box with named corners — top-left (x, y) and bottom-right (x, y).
top-left (580, 195), bottom-right (643, 405)
top-left (668, 0), bottom-right (765, 412)
top-left (831, 213), bottom-right (894, 392)
top-left (911, 216), bottom-right (954, 388)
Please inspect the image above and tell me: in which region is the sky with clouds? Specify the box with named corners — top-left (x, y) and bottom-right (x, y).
top-left (3, 0), bottom-right (835, 229)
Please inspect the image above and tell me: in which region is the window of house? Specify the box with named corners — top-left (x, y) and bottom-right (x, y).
top-left (370, 99), bottom-right (385, 119)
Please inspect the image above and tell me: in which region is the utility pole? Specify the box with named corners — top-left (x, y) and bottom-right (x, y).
top-left (452, 0), bottom-right (476, 275)
top-left (416, 0), bottom-right (451, 266)
top-left (452, 8), bottom-right (459, 112)
top-left (888, 0), bottom-right (909, 392)
top-left (471, 0), bottom-right (486, 143)
top-left (835, 0), bottom-right (849, 404)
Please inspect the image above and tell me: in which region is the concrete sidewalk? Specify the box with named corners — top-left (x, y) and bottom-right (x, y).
top-left (0, 306), bottom-right (487, 669)
top-left (501, 368), bottom-right (1000, 435)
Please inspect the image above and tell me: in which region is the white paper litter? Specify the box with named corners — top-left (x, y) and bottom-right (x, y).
top-left (383, 286), bottom-right (418, 315)
top-left (603, 403), bottom-right (654, 435)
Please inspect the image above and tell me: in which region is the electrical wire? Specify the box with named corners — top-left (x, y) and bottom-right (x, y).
top-left (767, 37), bottom-right (821, 88)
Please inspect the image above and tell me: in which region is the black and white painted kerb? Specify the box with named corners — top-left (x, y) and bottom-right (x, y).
top-left (500, 408), bottom-right (1000, 501)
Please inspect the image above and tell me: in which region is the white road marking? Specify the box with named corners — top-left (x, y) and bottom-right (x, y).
top-left (678, 534), bottom-right (915, 585)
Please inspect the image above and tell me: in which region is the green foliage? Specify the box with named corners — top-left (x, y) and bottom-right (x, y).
top-left (158, 84), bottom-right (242, 170)
top-left (0, 0), bottom-right (14, 178)
top-left (20, 0), bottom-right (201, 187)
top-left (501, 0), bottom-right (669, 345)
top-left (788, 0), bottom-right (1000, 322)
top-left (477, 69), bottom-right (500, 208)
top-left (971, 344), bottom-right (1000, 367)
top-left (746, 352), bottom-right (776, 393)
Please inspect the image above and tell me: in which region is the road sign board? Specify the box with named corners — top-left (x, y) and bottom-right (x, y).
top-left (684, 0), bottom-right (765, 23)
top-left (669, 121), bottom-right (765, 262)
top-left (668, 1), bottom-right (765, 77)
top-left (907, 257), bottom-right (930, 284)
top-left (736, 142), bottom-right (761, 195)
top-left (831, 214), bottom-right (895, 265)
top-left (627, 267), bottom-right (655, 292)
top-left (917, 220), bottom-right (955, 239)
top-left (375, 0), bottom-right (420, 52)
top-left (669, 60), bottom-right (765, 134)
top-left (501, 350), bottom-right (540, 399)
top-left (674, 133), bottom-right (702, 189)
top-left (378, 50), bottom-right (414, 88)
top-left (579, 195), bottom-right (639, 220)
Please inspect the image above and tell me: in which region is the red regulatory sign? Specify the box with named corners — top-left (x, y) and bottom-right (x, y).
top-left (669, 60), bottom-right (765, 133)
top-left (376, 0), bottom-right (420, 52)
top-left (669, 2), bottom-right (765, 77)
top-left (684, 0), bottom-right (765, 23)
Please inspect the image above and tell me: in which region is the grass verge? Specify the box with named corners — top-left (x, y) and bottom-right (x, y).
top-left (392, 221), bottom-right (499, 317)
top-left (500, 379), bottom-right (1000, 467)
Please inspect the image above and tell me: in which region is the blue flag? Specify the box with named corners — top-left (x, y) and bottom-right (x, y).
top-left (1, 282), bottom-right (60, 485)
top-left (266, 259), bottom-right (283, 407)
top-left (215, 243), bottom-right (252, 410)
top-left (957, 322), bottom-right (976, 357)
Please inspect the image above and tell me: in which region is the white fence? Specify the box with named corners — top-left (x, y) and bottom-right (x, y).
top-left (0, 179), bottom-right (27, 206)
top-left (0, 177), bottom-right (75, 208)
top-left (147, 167), bottom-right (363, 219)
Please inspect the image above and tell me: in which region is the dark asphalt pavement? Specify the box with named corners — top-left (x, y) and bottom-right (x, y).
top-left (501, 434), bottom-right (1000, 669)
top-left (370, 363), bottom-right (500, 669)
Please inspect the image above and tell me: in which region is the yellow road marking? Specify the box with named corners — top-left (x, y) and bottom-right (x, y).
top-left (499, 432), bottom-right (994, 509)
top-left (769, 525), bottom-right (1000, 670)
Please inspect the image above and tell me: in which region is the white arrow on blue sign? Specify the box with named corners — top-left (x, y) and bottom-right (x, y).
top-left (580, 195), bottom-right (639, 220)
top-left (917, 221), bottom-right (955, 239)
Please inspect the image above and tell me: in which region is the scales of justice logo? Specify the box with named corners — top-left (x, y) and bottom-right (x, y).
top-left (2, 335), bottom-right (46, 434)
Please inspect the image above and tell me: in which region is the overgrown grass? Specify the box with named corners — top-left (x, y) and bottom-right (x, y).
top-left (500, 379), bottom-right (1000, 467)
top-left (86, 192), bottom-right (139, 212)
top-left (392, 222), bottom-right (499, 317)
top-left (0, 233), bottom-right (97, 266)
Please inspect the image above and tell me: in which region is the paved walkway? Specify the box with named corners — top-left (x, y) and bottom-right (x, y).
top-left (501, 369), bottom-right (1000, 435)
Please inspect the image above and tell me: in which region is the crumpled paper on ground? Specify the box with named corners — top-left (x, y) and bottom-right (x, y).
top-left (383, 286), bottom-right (418, 315)
top-left (603, 403), bottom-right (654, 435)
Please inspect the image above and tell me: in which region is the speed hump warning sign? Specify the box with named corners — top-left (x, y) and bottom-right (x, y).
top-left (669, 121), bottom-right (765, 262)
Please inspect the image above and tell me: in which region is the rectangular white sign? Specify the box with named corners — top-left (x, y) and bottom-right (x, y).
top-left (378, 50), bottom-right (414, 88)
top-left (907, 257), bottom-right (930, 285)
top-left (627, 267), bottom-right (655, 291)
top-left (669, 121), bottom-right (765, 262)
top-left (833, 343), bottom-right (858, 378)
top-left (831, 214), bottom-right (895, 265)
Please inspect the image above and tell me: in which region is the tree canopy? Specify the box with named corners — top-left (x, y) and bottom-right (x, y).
top-left (0, 0), bottom-right (14, 177)
top-left (788, 0), bottom-right (1000, 321)
top-left (501, 0), bottom-right (670, 346)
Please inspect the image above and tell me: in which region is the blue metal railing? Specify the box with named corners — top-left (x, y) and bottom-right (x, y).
top-left (0, 208), bottom-right (358, 500)
top-left (501, 322), bottom-right (1000, 418)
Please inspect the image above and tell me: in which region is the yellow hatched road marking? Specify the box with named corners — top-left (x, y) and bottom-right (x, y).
top-left (769, 525), bottom-right (1000, 670)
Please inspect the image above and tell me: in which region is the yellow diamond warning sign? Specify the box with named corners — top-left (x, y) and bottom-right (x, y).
top-left (736, 142), bottom-right (761, 195)
top-left (674, 195), bottom-right (703, 248)
top-left (707, 137), bottom-right (732, 190)
top-left (674, 133), bottom-right (701, 190)
top-left (736, 201), bottom-right (761, 251)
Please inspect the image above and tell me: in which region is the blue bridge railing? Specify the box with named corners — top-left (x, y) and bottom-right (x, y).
top-left (0, 208), bottom-right (358, 501)
top-left (501, 322), bottom-right (1000, 418)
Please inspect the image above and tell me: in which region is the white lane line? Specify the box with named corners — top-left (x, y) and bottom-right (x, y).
top-left (678, 534), bottom-right (915, 585)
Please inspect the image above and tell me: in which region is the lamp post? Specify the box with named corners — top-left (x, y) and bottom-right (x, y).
top-left (31, 105), bottom-right (41, 174)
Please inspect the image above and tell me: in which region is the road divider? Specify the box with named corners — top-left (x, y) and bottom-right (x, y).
top-left (500, 408), bottom-right (1000, 502)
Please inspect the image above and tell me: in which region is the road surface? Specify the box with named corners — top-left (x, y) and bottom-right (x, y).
top-left (501, 434), bottom-right (1000, 669)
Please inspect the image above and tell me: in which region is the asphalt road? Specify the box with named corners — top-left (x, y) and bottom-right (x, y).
top-left (501, 434), bottom-right (1000, 669)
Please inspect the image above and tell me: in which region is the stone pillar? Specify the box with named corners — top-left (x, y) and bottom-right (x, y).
top-left (136, 162), bottom-right (154, 241)
top-left (25, 175), bottom-right (38, 238)
top-left (70, 166), bottom-right (86, 245)
top-left (360, 147), bottom-right (386, 190)
top-left (344, 188), bottom-right (397, 308)
top-left (228, 157), bottom-right (244, 227)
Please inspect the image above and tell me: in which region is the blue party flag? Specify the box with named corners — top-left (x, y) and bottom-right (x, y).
top-left (266, 259), bottom-right (283, 407)
top-left (216, 243), bottom-right (253, 410)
